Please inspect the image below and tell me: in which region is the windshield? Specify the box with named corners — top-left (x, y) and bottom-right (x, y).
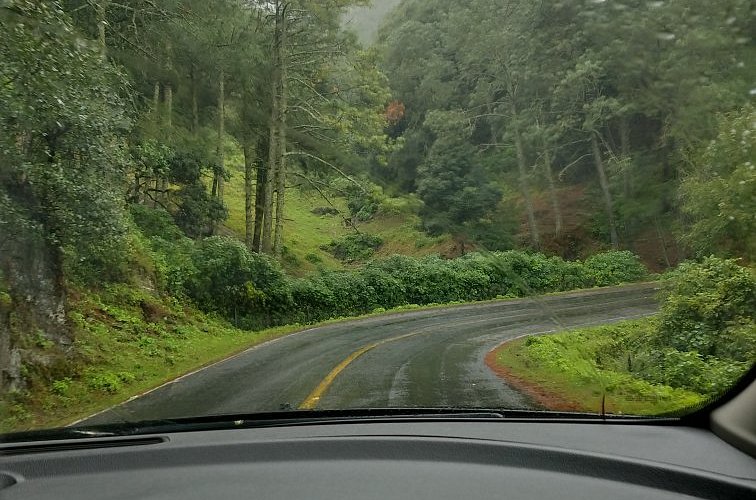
top-left (0, 0), bottom-right (754, 435)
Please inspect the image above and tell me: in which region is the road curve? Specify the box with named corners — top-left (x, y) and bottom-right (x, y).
top-left (83, 283), bottom-right (659, 425)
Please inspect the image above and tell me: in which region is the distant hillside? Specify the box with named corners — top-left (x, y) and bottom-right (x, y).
top-left (343, 0), bottom-right (402, 45)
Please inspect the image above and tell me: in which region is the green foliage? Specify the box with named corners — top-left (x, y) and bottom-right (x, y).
top-left (377, 194), bottom-right (423, 217)
top-left (658, 257), bottom-right (756, 359)
top-left (379, 0), bottom-right (754, 252)
top-left (680, 106), bottom-right (756, 258)
top-left (635, 348), bottom-right (750, 396)
top-left (323, 233), bottom-right (384, 261)
top-left (584, 251), bottom-right (649, 287)
top-left (186, 237), bottom-right (291, 326)
top-left (415, 111), bottom-right (502, 238)
top-left (511, 258), bottom-right (755, 408)
top-left (130, 205), bottom-right (184, 241)
top-left (130, 206), bottom-right (197, 297)
top-left (330, 177), bottom-right (383, 222)
top-left (51, 378), bottom-right (73, 397)
top-left (85, 372), bottom-right (124, 394)
top-left (0, 0), bottom-right (132, 285)
top-left (151, 149), bottom-right (228, 239)
top-left (285, 250), bottom-right (646, 324)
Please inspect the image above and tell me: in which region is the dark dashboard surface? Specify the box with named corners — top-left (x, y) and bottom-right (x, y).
top-left (2, 420), bottom-right (755, 500)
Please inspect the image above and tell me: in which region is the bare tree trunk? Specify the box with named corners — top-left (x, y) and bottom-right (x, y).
top-left (152, 82), bottom-right (160, 119)
top-left (619, 116), bottom-right (634, 250)
top-left (216, 71), bottom-right (226, 203)
top-left (262, 2), bottom-right (285, 255)
top-left (619, 116), bottom-right (631, 198)
top-left (95, 1), bottom-right (109, 55)
top-left (149, 82), bottom-right (160, 207)
top-left (243, 138), bottom-right (256, 250)
top-left (253, 152), bottom-right (266, 252)
top-left (543, 148), bottom-right (563, 238)
top-left (655, 217), bottom-right (672, 268)
top-left (160, 81), bottom-right (173, 204)
top-left (262, 84), bottom-right (278, 254)
top-left (273, 8), bottom-right (288, 258)
top-left (591, 132), bottom-right (619, 248)
top-left (191, 65), bottom-right (199, 135)
top-left (510, 102), bottom-right (539, 248)
top-left (164, 84), bottom-right (173, 130)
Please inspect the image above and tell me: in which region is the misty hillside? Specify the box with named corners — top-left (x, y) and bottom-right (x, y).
top-left (344, 0), bottom-right (402, 45)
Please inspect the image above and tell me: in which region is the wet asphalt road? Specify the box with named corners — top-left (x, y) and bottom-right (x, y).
top-left (84, 283), bottom-right (659, 425)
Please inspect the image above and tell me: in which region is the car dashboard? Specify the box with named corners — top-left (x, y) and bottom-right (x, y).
top-left (1, 418), bottom-right (755, 500)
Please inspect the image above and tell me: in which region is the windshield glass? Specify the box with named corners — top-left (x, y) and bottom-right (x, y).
top-left (1, 0), bottom-right (754, 435)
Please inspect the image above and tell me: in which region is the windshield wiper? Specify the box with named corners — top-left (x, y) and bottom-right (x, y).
top-left (1, 408), bottom-right (665, 443)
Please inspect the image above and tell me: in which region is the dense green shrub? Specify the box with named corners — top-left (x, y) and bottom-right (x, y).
top-left (658, 257), bottom-right (755, 359)
top-left (130, 205), bottom-right (184, 240)
top-left (330, 178), bottom-right (383, 222)
top-left (323, 233), bottom-right (384, 261)
top-left (282, 250), bottom-right (648, 325)
top-left (173, 246), bottom-right (648, 330)
top-left (635, 348), bottom-right (751, 395)
top-left (584, 251), bottom-right (649, 287)
top-left (130, 206), bottom-right (196, 297)
top-left (186, 237), bottom-right (291, 325)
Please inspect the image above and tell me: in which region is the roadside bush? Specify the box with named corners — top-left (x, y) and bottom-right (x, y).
top-left (584, 251), bottom-right (648, 286)
top-left (658, 257), bottom-right (755, 359)
top-left (147, 235), bottom-right (197, 297)
top-left (360, 267), bottom-right (407, 310)
top-left (289, 278), bottom-right (336, 323)
top-left (186, 237), bottom-right (291, 324)
top-left (635, 348), bottom-right (750, 395)
top-left (130, 205), bottom-right (197, 297)
top-left (198, 248), bottom-right (648, 330)
top-left (323, 233), bottom-right (384, 262)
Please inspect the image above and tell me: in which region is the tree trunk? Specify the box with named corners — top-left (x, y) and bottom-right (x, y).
top-left (262, 2), bottom-right (285, 255)
top-left (152, 82), bottom-right (160, 120)
top-left (262, 85), bottom-right (278, 255)
top-left (164, 84), bottom-right (173, 130)
top-left (619, 116), bottom-right (631, 198)
top-left (95, 1), bottom-right (109, 55)
top-left (215, 71), bottom-right (225, 203)
top-left (543, 148), bottom-right (563, 238)
top-left (654, 217), bottom-right (672, 268)
top-left (243, 137), bottom-right (256, 250)
top-left (253, 148), bottom-right (267, 253)
top-left (191, 65), bottom-right (199, 135)
top-left (510, 102), bottom-right (539, 248)
top-left (591, 132), bottom-right (619, 248)
top-left (273, 8), bottom-right (288, 258)
top-left (160, 81), bottom-right (173, 204)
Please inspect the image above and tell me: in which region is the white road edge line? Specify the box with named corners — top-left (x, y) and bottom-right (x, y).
top-left (68, 326), bottom-right (324, 426)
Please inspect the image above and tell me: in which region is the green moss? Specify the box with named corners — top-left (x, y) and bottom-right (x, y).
top-left (0, 291), bottom-right (12, 309)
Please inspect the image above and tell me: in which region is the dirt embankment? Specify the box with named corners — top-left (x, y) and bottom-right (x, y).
top-left (484, 342), bottom-right (587, 413)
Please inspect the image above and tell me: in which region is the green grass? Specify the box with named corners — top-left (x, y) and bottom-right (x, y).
top-left (221, 155), bottom-right (453, 275)
top-left (492, 318), bottom-right (707, 416)
top-left (0, 286), bottom-right (318, 433)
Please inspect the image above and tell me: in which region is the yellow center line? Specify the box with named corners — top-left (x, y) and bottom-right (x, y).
top-left (298, 330), bottom-right (425, 410)
top-left (297, 304), bottom-right (574, 410)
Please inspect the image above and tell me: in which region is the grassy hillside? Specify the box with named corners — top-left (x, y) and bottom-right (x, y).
top-left (0, 284), bottom-right (306, 433)
top-left (222, 155), bottom-right (454, 276)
